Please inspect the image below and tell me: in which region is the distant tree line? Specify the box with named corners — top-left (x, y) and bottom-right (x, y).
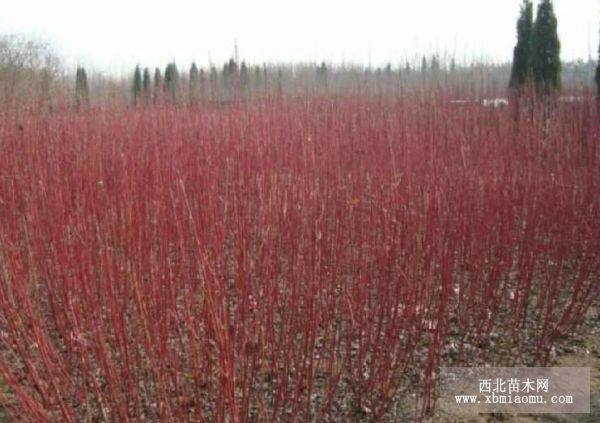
top-left (130, 58), bottom-right (271, 106)
top-left (72, 3), bottom-right (600, 110)
top-left (125, 54), bottom-right (499, 107)
top-left (69, 9), bottom-right (599, 109)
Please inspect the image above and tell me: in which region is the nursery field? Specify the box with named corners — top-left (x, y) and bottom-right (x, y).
top-left (0, 93), bottom-right (598, 421)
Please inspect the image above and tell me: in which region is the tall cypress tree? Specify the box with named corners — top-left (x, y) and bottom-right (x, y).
top-left (222, 58), bottom-right (238, 99)
top-left (199, 68), bottom-right (206, 101)
top-left (240, 61), bottom-right (249, 95)
top-left (385, 63), bottom-right (392, 76)
top-left (595, 31), bottom-right (600, 99)
top-left (164, 62), bottom-right (179, 102)
top-left (153, 67), bottom-right (162, 103)
top-left (132, 65), bottom-right (142, 106)
top-left (532, 0), bottom-right (561, 91)
top-left (222, 61), bottom-right (231, 99)
top-left (317, 62), bottom-right (327, 89)
top-left (142, 67), bottom-right (151, 102)
top-left (75, 66), bottom-right (89, 108)
top-left (430, 55), bottom-right (440, 73)
top-left (263, 64), bottom-right (268, 90)
top-left (254, 65), bottom-right (262, 91)
top-left (228, 58), bottom-right (238, 75)
top-left (189, 62), bottom-right (199, 104)
top-left (276, 68), bottom-right (283, 95)
top-left (509, 0), bottom-right (534, 88)
top-left (209, 66), bottom-right (218, 101)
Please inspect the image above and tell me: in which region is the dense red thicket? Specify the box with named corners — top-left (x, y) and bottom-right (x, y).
top-left (0, 94), bottom-right (598, 421)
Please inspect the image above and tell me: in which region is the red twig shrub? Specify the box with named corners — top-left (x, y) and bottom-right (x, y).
top-left (0, 94), bottom-right (598, 421)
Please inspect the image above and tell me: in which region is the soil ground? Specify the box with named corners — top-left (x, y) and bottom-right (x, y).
top-left (430, 307), bottom-right (599, 423)
top-left (0, 311), bottom-right (596, 422)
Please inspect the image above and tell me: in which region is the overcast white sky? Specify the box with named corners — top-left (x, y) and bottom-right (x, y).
top-left (1, 0), bottom-right (598, 75)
